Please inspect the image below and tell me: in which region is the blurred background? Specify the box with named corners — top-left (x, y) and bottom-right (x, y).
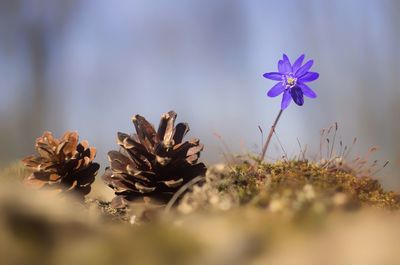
top-left (1, 0), bottom-right (399, 188)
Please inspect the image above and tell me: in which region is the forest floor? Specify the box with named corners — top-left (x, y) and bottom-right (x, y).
top-left (1, 159), bottom-right (400, 265)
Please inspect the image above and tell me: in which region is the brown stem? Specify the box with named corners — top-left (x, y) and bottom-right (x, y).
top-left (259, 109), bottom-right (284, 161)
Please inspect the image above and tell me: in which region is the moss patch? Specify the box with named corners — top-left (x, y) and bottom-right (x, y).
top-left (179, 160), bottom-right (400, 219)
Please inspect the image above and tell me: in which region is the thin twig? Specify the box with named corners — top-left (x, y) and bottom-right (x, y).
top-left (344, 137), bottom-right (357, 158)
top-left (213, 132), bottom-right (235, 165)
top-left (371, 161), bottom-right (389, 176)
top-left (302, 144), bottom-right (308, 160)
top-left (273, 130), bottom-right (288, 160)
top-left (341, 145), bottom-right (348, 157)
top-left (326, 138), bottom-right (330, 159)
top-left (258, 125), bottom-right (264, 154)
top-left (329, 122), bottom-right (338, 159)
top-left (339, 140), bottom-right (343, 156)
top-left (319, 128), bottom-right (325, 160)
top-left (296, 138), bottom-right (304, 160)
top-left (164, 175), bottom-right (205, 214)
top-left (260, 109), bottom-right (283, 161)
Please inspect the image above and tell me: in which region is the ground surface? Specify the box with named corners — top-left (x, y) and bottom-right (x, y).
top-left (1, 160), bottom-right (400, 265)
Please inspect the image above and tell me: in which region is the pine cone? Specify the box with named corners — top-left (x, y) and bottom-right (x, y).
top-left (103, 111), bottom-right (207, 209)
top-left (22, 131), bottom-right (99, 199)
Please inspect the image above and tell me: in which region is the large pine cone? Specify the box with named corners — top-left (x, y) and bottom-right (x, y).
top-left (22, 131), bottom-right (99, 199)
top-left (103, 111), bottom-right (207, 208)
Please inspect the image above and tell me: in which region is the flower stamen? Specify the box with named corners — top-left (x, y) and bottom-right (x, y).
top-left (283, 75), bottom-right (297, 88)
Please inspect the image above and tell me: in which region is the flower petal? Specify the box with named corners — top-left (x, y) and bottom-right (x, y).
top-left (263, 72), bottom-right (283, 81)
top-left (278, 60), bottom-right (285, 73)
top-left (295, 60), bottom-right (314, 77)
top-left (282, 54), bottom-right (291, 65)
top-left (299, 72), bottom-right (319, 82)
top-left (292, 54), bottom-right (305, 72)
top-left (290, 86), bottom-right (304, 106)
top-left (282, 54), bottom-right (292, 73)
top-left (281, 90), bottom-right (292, 110)
top-left (298, 83), bottom-right (317, 98)
top-left (267, 82), bottom-right (285, 97)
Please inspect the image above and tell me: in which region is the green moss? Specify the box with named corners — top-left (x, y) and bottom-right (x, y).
top-left (180, 159), bottom-right (400, 218)
top-left (257, 160), bottom-right (400, 210)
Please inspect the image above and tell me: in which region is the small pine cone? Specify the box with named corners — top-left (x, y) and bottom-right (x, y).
top-left (22, 131), bottom-right (99, 199)
top-left (103, 111), bottom-right (207, 209)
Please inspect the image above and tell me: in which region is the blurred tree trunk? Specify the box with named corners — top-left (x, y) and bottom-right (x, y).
top-left (0, 0), bottom-right (77, 164)
top-left (25, 22), bottom-right (47, 142)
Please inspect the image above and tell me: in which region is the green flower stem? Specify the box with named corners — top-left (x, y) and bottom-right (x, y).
top-left (260, 109), bottom-right (283, 161)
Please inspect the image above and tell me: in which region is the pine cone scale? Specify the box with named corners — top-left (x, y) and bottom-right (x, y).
top-left (103, 111), bottom-right (207, 208)
top-left (172, 122), bottom-right (189, 144)
top-left (132, 115), bottom-right (157, 149)
top-left (22, 131), bottom-right (99, 199)
top-left (163, 178), bottom-right (184, 188)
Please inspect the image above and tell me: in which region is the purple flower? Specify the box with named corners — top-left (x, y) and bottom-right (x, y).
top-left (263, 54), bottom-right (319, 110)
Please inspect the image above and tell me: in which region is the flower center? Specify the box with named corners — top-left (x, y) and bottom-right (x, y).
top-left (283, 75), bottom-right (297, 88)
